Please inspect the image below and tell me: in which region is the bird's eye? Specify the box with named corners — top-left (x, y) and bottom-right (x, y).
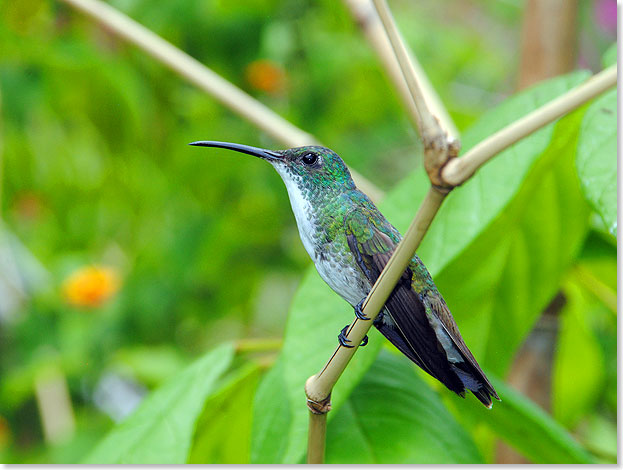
top-left (301, 153), bottom-right (318, 165)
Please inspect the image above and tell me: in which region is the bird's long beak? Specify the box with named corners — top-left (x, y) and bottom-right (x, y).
top-left (188, 141), bottom-right (282, 161)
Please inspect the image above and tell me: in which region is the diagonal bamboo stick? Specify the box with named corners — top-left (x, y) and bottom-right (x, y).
top-left (442, 65), bottom-right (617, 185)
top-left (369, 0), bottom-right (460, 190)
top-left (59, 0), bottom-right (384, 202)
top-left (342, 0), bottom-right (458, 139)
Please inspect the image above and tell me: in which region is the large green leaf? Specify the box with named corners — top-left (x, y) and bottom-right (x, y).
top-left (446, 375), bottom-right (595, 464)
top-left (326, 352), bottom-right (483, 464)
top-left (250, 358), bottom-right (292, 463)
top-left (250, 72), bottom-right (592, 463)
top-left (576, 88), bottom-right (617, 236)
top-left (188, 363), bottom-right (261, 463)
top-left (430, 107), bottom-right (591, 374)
top-left (83, 342), bottom-right (235, 464)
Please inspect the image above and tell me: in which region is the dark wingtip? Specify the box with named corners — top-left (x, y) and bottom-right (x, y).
top-left (473, 389), bottom-right (494, 408)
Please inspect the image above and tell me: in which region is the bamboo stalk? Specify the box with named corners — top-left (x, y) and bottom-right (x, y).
top-left (305, 2), bottom-right (458, 460)
top-left (371, 0), bottom-right (441, 139)
top-left (370, 0), bottom-right (459, 190)
top-left (34, 365), bottom-right (76, 445)
top-left (442, 65), bottom-right (617, 186)
top-left (307, 413), bottom-right (327, 463)
top-left (305, 187), bottom-right (445, 403)
top-left (59, 0), bottom-right (384, 202)
top-left (342, 0), bottom-right (458, 139)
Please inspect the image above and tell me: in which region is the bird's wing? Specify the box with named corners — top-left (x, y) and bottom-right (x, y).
top-left (423, 292), bottom-right (499, 403)
top-left (343, 208), bottom-right (466, 395)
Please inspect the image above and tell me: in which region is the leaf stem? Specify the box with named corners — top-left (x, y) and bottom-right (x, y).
top-left (572, 264), bottom-right (617, 314)
top-left (234, 337), bottom-right (283, 353)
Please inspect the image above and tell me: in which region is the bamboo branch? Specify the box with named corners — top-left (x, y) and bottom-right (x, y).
top-left (305, 187), bottom-right (444, 400)
top-left (370, 0), bottom-right (459, 190)
top-left (342, 0), bottom-right (458, 139)
top-left (307, 412), bottom-right (327, 464)
top-left (59, 0), bottom-right (384, 202)
top-left (34, 364), bottom-right (76, 445)
top-left (442, 64), bottom-right (617, 186)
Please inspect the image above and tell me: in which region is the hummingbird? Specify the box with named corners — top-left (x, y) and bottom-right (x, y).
top-left (190, 141), bottom-right (499, 408)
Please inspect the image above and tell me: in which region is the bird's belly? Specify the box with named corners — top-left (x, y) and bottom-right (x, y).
top-left (314, 253), bottom-right (370, 306)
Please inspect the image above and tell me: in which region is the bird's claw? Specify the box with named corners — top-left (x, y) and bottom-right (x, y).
top-left (354, 298), bottom-right (370, 320)
top-left (338, 325), bottom-right (354, 348)
top-left (338, 325), bottom-right (368, 348)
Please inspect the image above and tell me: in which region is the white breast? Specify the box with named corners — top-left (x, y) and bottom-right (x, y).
top-left (274, 168), bottom-right (317, 259)
top-left (273, 164), bottom-right (369, 306)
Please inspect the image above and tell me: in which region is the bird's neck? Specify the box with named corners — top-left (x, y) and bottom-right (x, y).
top-left (279, 176), bottom-right (356, 258)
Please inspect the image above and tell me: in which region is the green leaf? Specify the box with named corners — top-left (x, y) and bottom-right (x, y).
top-left (251, 72), bottom-right (592, 463)
top-left (250, 358), bottom-right (292, 463)
top-left (326, 352), bottom-right (483, 464)
top-left (552, 278), bottom-right (605, 428)
top-left (446, 374), bottom-right (595, 464)
top-left (188, 363), bottom-right (261, 463)
top-left (576, 88), bottom-right (617, 236)
top-left (83, 342), bottom-right (235, 464)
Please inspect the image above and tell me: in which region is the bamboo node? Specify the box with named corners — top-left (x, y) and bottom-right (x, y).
top-left (424, 129), bottom-right (461, 190)
top-left (306, 394), bottom-right (332, 415)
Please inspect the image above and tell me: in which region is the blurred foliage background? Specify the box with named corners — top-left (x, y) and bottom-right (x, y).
top-left (0, 0), bottom-right (617, 464)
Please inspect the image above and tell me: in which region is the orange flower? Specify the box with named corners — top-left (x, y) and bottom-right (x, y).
top-left (13, 191), bottom-right (43, 221)
top-left (62, 266), bottom-right (120, 308)
top-left (245, 59), bottom-right (286, 94)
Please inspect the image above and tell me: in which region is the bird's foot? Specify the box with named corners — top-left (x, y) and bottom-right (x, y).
top-left (338, 325), bottom-right (368, 348)
top-left (354, 298), bottom-right (370, 320)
